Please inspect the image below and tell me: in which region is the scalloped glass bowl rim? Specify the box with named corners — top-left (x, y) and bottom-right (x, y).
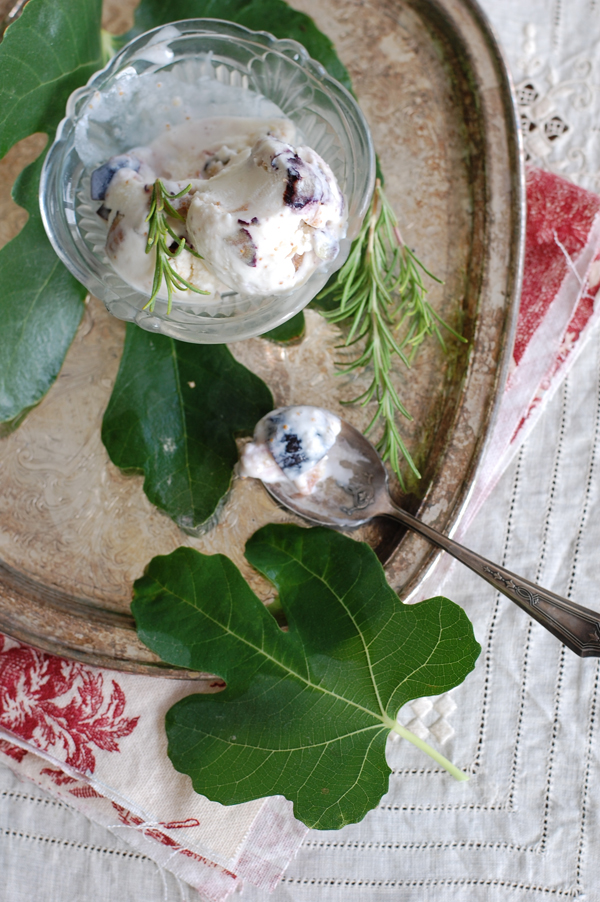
top-left (40, 18), bottom-right (375, 344)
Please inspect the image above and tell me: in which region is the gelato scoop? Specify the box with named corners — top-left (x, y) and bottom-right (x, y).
top-left (91, 116), bottom-right (346, 304)
top-left (240, 406), bottom-right (342, 494)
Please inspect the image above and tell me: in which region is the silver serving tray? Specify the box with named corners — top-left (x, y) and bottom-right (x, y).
top-left (0, 0), bottom-right (524, 676)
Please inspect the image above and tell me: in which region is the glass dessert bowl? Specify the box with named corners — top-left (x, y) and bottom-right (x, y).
top-left (40, 18), bottom-right (375, 343)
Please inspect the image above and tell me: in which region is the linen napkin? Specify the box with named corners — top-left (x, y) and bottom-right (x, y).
top-left (2, 166), bottom-right (600, 900)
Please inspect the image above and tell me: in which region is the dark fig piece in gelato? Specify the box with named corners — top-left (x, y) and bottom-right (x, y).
top-left (91, 153), bottom-right (141, 201)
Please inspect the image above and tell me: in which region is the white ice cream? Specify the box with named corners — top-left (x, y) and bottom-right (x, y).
top-left (240, 406), bottom-right (342, 495)
top-left (91, 117), bottom-right (346, 304)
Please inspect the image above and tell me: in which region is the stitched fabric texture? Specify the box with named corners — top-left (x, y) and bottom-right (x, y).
top-left (3, 1), bottom-right (600, 900)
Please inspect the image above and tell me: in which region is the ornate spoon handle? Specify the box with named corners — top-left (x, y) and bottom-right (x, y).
top-left (384, 503), bottom-right (600, 657)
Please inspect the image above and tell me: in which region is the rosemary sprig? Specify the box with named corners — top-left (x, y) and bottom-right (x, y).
top-left (144, 180), bottom-right (209, 314)
top-left (317, 178), bottom-right (464, 486)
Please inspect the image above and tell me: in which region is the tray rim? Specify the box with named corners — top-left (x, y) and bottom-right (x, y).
top-left (388, 0), bottom-right (525, 600)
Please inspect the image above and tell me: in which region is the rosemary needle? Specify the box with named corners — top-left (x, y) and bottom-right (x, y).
top-left (144, 179), bottom-right (209, 314)
top-left (317, 178), bottom-right (464, 487)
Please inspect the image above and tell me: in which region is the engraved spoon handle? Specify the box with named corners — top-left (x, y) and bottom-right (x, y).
top-left (383, 502), bottom-right (600, 657)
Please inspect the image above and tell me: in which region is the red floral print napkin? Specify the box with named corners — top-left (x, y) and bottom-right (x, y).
top-left (0, 636), bottom-right (306, 901)
top-left (2, 167), bottom-right (600, 899)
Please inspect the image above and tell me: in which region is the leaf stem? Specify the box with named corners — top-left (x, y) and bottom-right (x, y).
top-left (383, 714), bottom-right (469, 781)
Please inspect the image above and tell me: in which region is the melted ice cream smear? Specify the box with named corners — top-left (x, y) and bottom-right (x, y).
top-left (91, 116), bottom-right (346, 304)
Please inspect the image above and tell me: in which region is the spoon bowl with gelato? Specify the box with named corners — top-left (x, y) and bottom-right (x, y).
top-left (40, 18), bottom-right (375, 343)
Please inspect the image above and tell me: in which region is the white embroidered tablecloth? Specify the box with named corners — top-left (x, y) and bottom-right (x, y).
top-left (4, 1), bottom-right (600, 900)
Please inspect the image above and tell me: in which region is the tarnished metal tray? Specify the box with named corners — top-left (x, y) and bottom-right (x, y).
top-left (0, 0), bottom-right (524, 676)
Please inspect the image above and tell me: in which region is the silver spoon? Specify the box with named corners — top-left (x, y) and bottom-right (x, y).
top-left (260, 418), bottom-right (600, 657)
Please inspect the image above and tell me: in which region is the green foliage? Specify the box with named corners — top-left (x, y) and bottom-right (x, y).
top-left (0, 0), bottom-right (102, 155)
top-left (0, 155), bottom-right (88, 428)
top-left (132, 524), bottom-right (481, 829)
top-left (102, 326), bottom-right (273, 532)
top-left (0, 0), bottom-right (103, 426)
top-left (316, 181), bottom-right (462, 486)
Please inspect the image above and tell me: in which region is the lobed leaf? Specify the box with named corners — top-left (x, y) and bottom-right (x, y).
top-left (0, 154), bottom-right (87, 428)
top-left (102, 325), bottom-right (273, 532)
top-left (132, 524), bottom-right (481, 829)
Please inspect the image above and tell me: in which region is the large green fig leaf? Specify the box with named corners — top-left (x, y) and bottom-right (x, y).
top-left (132, 524), bottom-right (481, 829)
top-left (102, 325), bottom-right (273, 531)
top-left (0, 0), bottom-right (102, 428)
